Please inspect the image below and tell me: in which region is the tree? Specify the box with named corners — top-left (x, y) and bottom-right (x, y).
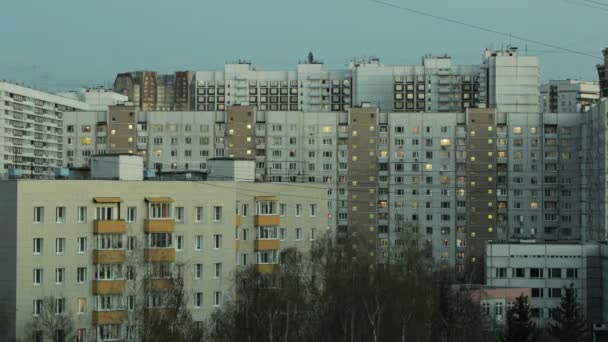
top-left (550, 284), bottom-right (589, 342)
top-left (502, 294), bottom-right (538, 342)
top-left (22, 296), bottom-right (78, 342)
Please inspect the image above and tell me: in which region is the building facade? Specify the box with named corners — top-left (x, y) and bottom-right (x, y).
top-left (0, 177), bottom-right (328, 341)
top-left (541, 80), bottom-right (599, 113)
top-left (0, 82), bottom-right (89, 177)
top-left (113, 71), bottom-right (194, 111)
top-left (62, 101), bottom-right (608, 274)
top-left (486, 242), bottom-right (607, 328)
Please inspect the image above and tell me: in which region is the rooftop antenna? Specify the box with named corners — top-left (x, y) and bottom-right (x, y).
top-left (308, 52), bottom-right (314, 64)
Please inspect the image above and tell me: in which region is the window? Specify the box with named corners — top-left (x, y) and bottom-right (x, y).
top-left (146, 233), bottom-right (173, 248)
top-left (213, 234), bottom-right (222, 249)
top-left (98, 324), bottom-right (122, 341)
top-left (33, 238), bottom-right (43, 255)
top-left (241, 253), bottom-right (249, 266)
top-left (295, 204), bottom-right (302, 217)
top-left (33, 269), bottom-right (43, 285)
top-left (77, 237), bottom-right (87, 254)
top-left (566, 268), bottom-right (578, 278)
top-left (176, 236), bottom-right (184, 251)
top-left (77, 267), bottom-right (87, 283)
top-left (213, 206), bottom-right (222, 221)
top-left (33, 299), bottom-right (43, 316)
top-left (279, 228), bottom-right (286, 241)
top-left (127, 236), bottom-right (136, 251)
top-left (77, 298), bottom-right (86, 314)
top-left (296, 228), bottom-right (303, 241)
top-left (214, 263), bottom-right (222, 278)
top-left (213, 291), bottom-right (222, 307)
top-left (127, 266), bottom-right (135, 280)
top-left (127, 296), bottom-right (135, 311)
top-left (530, 268), bottom-right (544, 278)
top-left (194, 292), bottom-right (203, 308)
top-left (310, 204), bottom-right (317, 217)
top-left (149, 202), bottom-right (171, 219)
top-left (55, 298), bottom-right (65, 314)
top-left (242, 229), bottom-right (248, 241)
top-left (175, 207), bottom-right (184, 223)
top-left (531, 288), bottom-right (544, 298)
top-left (34, 206), bottom-right (44, 223)
top-left (310, 228), bottom-right (316, 240)
top-left (241, 204), bottom-right (249, 217)
top-left (194, 206), bottom-right (204, 222)
top-left (549, 268), bottom-right (562, 278)
top-left (195, 235), bottom-right (203, 250)
top-left (56, 238), bottom-right (66, 254)
top-left (127, 207), bottom-right (136, 222)
top-left (96, 206), bottom-right (115, 220)
top-left (550, 288), bottom-right (562, 298)
top-left (279, 204), bottom-right (287, 217)
top-left (512, 268), bottom-right (525, 278)
top-left (495, 267), bottom-right (507, 278)
top-left (495, 302), bottom-right (503, 316)
top-left (77, 207), bottom-right (87, 223)
top-left (56, 207), bottom-right (66, 223)
top-left (195, 264), bottom-right (203, 279)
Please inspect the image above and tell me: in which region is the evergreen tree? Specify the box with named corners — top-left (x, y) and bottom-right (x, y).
top-left (550, 284), bottom-right (589, 342)
top-left (502, 293), bottom-right (537, 342)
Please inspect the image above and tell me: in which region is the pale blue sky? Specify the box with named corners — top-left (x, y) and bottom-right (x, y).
top-left (0, 0), bottom-right (606, 91)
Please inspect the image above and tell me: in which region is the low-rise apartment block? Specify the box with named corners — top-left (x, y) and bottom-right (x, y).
top-left (0, 156), bottom-right (329, 341)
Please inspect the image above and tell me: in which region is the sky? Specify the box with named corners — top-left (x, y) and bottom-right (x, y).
top-left (0, 0), bottom-right (606, 92)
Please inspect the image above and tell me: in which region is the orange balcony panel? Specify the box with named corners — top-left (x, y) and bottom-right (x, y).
top-left (144, 248), bottom-right (176, 262)
top-left (144, 278), bottom-right (176, 291)
top-left (144, 219), bottom-right (176, 232)
top-left (144, 308), bottom-right (177, 321)
top-left (254, 239), bottom-right (280, 251)
top-left (255, 264), bottom-right (280, 274)
top-left (92, 280), bottom-right (126, 295)
top-left (254, 215), bottom-right (280, 226)
top-left (92, 310), bottom-right (128, 325)
top-left (236, 215), bottom-right (241, 228)
top-left (93, 250), bottom-right (127, 264)
top-left (236, 239), bottom-right (241, 252)
top-left (94, 220), bottom-right (126, 234)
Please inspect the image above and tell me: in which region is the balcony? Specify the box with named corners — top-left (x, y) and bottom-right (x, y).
top-left (92, 280), bottom-right (126, 295)
top-left (255, 215), bottom-right (280, 226)
top-left (144, 248), bottom-right (176, 262)
top-left (144, 219), bottom-right (176, 233)
top-left (255, 264), bottom-right (280, 274)
top-left (93, 250), bottom-right (127, 264)
top-left (254, 239), bottom-right (281, 251)
top-left (144, 278), bottom-right (176, 291)
top-left (94, 220), bottom-right (127, 234)
top-left (92, 310), bottom-right (128, 325)
top-left (236, 216), bottom-right (241, 228)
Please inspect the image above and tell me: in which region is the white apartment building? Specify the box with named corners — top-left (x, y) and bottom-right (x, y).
top-left (0, 82), bottom-right (89, 177)
top-left (191, 48), bottom-right (538, 115)
top-left (58, 88), bottom-right (129, 111)
top-left (541, 80), bottom-right (600, 113)
top-left (0, 156), bottom-right (329, 341)
top-left (486, 242), bottom-right (607, 328)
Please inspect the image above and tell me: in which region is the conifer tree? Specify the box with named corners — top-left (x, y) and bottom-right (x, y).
top-left (550, 284), bottom-right (589, 342)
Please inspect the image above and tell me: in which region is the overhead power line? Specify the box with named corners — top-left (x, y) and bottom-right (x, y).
top-left (369, 0), bottom-right (603, 60)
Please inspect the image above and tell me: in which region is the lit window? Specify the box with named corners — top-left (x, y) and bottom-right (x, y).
top-left (81, 137), bottom-right (91, 145)
top-left (111, 129), bottom-right (116, 135)
top-left (440, 139), bottom-right (451, 146)
top-left (531, 202), bottom-right (538, 209)
top-left (425, 164), bottom-right (432, 171)
top-left (513, 127), bottom-right (522, 134)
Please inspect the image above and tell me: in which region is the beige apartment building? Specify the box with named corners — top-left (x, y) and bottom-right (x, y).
top-left (0, 173), bottom-right (328, 341)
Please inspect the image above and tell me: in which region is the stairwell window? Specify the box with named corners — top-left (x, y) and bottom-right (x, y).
top-left (34, 207), bottom-right (44, 223)
top-left (213, 206), bottom-right (222, 222)
top-left (175, 207), bottom-right (184, 223)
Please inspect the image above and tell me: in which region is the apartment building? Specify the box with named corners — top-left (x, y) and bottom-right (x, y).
top-left (62, 101), bottom-right (603, 275)
top-left (0, 82), bottom-right (89, 177)
top-left (597, 48), bottom-right (608, 98)
top-left (541, 80), bottom-right (600, 113)
top-left (0, 155), bottom-right (329, 341)
top-left (58, 88), bottom-right (129, 111)
top-left (486, 242), bottom-right (607, 328)
top-left (113, 71), bottom-right (194, 111)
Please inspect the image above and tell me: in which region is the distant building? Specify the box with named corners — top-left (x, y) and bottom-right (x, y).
top-left (58, 88), bottom-right (128, 111)
top-left (113, 71), bottom-right (194, 111)
top-left (466, 286), bottom-right (532, 326)
top-left (597, 48), bottom-right (608, 98)
top-left (486, 242), bottom-right (607, 328)
top-left (0, 155), bottom-right (329, 340)
top-left (541, 80), bottom-right (599, 113)
top-left (0, 82), bottom-right (89, 177)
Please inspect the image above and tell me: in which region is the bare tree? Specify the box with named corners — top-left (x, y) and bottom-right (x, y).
top-left (22, 296), bottom-right (76, 342)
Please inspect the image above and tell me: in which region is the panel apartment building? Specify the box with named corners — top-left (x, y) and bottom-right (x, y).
top-left (0, 82), bottom-right (89, 177)
top-left (62, 100), bottom-right (605, 275)
top-left (0, 156), bottom-right (329, 341)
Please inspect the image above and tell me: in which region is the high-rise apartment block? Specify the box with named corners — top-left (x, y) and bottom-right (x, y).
top-left (62, 99), bottom-right (608, 272)
top-left (0, 82), bottom-right (89, 177)
top-left (541, 80), bottom-right (600, 113)
top-left (0, 156), bottom-right (328, 341)
top-left (597, 48), bottom-right (608, 98)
